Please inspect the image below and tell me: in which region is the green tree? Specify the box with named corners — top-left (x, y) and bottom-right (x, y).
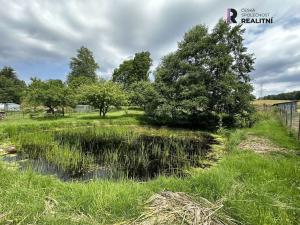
top-left (26, 78), bottom-right (74, 115)
top-left (132, 51), bottom-right (152, 81)
top-left (67, 46), bottom-right (99, 83)
top-left (68, 76), bottom-right (95, 90)
top-left (0, 66), bottom-right (26, 104)
top-left (128, 81), bottom-right (158, 110)
top-left (112, 51), bottom-right (152, 88)
top-left (112, 59), bottom-right (134, 85)
top-left (148, 20), bottom-right (255, 127)
top-left (79, 81), bottom-right (127, 117)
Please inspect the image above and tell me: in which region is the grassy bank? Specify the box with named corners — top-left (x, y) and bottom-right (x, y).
top-left (0, 111), bottom-right (300, 224)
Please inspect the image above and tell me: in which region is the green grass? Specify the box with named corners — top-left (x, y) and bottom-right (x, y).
top-left (0, 110), bottom-right (300, 224)
top-left (0, 110), bottom-right (145, 131)
top-left (246, 111), bottom-right (300, 150)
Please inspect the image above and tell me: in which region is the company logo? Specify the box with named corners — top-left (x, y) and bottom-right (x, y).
top-left (225, 8), bottom-right (273, 24)
top-left (226, 8), bottom-right (237, 23)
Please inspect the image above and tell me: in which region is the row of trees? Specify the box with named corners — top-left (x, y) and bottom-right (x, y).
top-left (263, 91), bottom-right (300, 100)
top-left (1, 20), bottom-right (255, 128)
top-left (0, 46), bottom-right (152, 117)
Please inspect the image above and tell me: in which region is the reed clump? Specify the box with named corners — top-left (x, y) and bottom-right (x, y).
top-left (52, 128), bottom-right (216, 179)
top-left (14, 126), bottom-right (216, 180)
top-left (17, 132), bottom-right (95, 175)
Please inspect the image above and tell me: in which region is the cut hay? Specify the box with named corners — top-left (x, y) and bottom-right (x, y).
top-left (123, 191), bottom-right (236, 225)
top-left (238, 135), bottom-right (287, 154)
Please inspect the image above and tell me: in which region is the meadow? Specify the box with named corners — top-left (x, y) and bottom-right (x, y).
top-left (252, 100), bottom-right (294, 106)
top-left (0, 110), bottom-right (300, 224)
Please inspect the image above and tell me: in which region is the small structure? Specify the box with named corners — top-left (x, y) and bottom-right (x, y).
top-left (0, 103), bottom-right (21, 112)
top-left (75, 105), bottom-right (93, 113)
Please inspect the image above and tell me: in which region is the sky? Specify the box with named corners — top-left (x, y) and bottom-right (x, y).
top-left (0, 0), bottom-right (299, 97)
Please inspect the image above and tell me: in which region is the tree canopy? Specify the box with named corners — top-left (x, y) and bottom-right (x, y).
top-left (79, 81), bottom-right (127, 117)
top-left (128, 81), bottom-right (158, 110)
top-left (0, 66), bottom-right (26, 104)
top-left (68, 75), bottom-right (95, 90)
top-left (26, 78), bottom-right (74, 115)
top-left (112, 51), bottom-right (152, 88)
top-left (146, 20), bottom-right (255, 127)
top-left (67, 46), bottom-right (99, 84)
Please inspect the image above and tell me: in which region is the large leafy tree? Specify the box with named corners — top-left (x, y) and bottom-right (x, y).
top-left (0, 66), bottom-right (26, 104)
top-left (79, 81), bottom-right (127, 117)
top-left (112, 51), bottom-right (152, 88)
top-left (128, 81), bottom-right (158, 110)
top-left (26, 78), bottom-right (74, 115)
top-left (112, 59), bottom-right (134, 85)
top-left (67, 46), bottom-right (99, 84)
top-left (148, 20), bottom-right (255, 127)
top-left (132, 51), bottom-right (152, 81)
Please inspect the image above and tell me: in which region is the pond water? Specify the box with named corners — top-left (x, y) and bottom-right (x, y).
top-left (2, 154), bottom-right (112, 181)
top-left (2, 131), bottom-right (218, 181)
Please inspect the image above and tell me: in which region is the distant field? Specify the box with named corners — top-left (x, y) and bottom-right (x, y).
top-left (252, 99), bottom-right (295, 106)
top-left (253, 99), bottom-right (300, 113)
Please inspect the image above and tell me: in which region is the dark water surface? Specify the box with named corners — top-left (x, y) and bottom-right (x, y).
top-left (2, 132), bottom-right (217, 181)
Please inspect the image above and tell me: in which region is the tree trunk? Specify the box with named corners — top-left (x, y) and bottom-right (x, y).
top-left (103, 105), bottom-right (109, 117)
top-left (49, 107), bottom-right (55, 114)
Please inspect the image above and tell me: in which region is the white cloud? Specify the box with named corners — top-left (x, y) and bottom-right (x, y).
top-left (247, 18), bottom-right (300, 96)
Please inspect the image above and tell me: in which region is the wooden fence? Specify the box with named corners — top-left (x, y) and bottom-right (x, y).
top-left (273, 101), bottom-right (300, 140)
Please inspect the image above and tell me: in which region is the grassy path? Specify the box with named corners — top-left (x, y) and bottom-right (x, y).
top-left (0, 112), bottom-right (299, 224)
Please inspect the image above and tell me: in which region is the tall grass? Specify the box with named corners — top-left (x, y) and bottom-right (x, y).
top-left (15, 132), bottom-right (95, 174)
top-left (14, 126), bottom-right (216, 180)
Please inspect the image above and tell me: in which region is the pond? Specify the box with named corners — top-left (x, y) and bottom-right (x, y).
top-left (2, 128), bottom-right (218, 181)
top-left (2, 154), bottom-right (109, 181)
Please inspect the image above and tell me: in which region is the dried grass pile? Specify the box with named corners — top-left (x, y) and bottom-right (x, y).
top-left (124, 191), bottom-right (236, 225)
top-left (238, 135), bottom-right (287, 154)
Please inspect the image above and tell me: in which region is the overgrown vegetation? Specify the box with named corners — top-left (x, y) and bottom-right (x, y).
top-left (0, 111), bottom-right (299, 224)
top-left (53, 128), bottom-right (216, 179)
top-left (2, 114), bottom-right (217, 180)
